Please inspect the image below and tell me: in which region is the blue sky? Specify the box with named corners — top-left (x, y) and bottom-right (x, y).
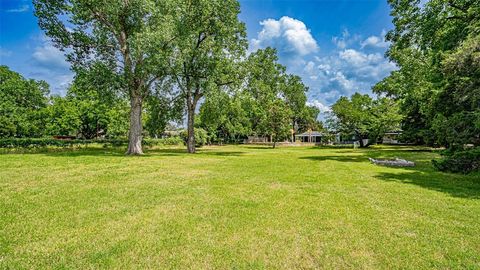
top-left (0, 0), bottom-right (396, 111)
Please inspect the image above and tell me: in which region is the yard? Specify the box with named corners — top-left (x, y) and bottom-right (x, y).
top-left (1, 145), bottom-right (479, 269)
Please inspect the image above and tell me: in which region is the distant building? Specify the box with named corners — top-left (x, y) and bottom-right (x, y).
top-left (382, 131), bottom-right (403, 144)
top-left (295, 131), bottom-right (324, 143)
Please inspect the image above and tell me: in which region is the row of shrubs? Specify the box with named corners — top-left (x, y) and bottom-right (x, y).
top-left (0, 137), bottom-right (184, 149)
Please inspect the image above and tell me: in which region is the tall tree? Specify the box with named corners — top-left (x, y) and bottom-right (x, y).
top-left (0, 66), bottom-right (49, 138)
top-left (374, 0), bottom-right (480, 146)
top-left (283, 74), bottom-right (310, 137)
top-left (198, 90), bottom-right (252, 143)
top-left (260, 99), bottom-right (292, 148)
top-left (169, 0), bottom-right (247, 153)
top-left (34, 0), bottom-right (177, 154)
top-left (244, 48), bottom-right (287, 136)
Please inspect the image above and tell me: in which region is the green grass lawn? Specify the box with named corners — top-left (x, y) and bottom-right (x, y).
top-left (1, 145), bottom-right (479, 269)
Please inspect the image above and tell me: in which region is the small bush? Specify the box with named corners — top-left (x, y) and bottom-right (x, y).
top-left (432, 147), bottom-right (480, 174)
top-left (180, 128), bottom-right (209, 147)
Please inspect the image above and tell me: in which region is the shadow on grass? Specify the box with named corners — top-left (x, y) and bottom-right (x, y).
top-left (300, 147), bottom-right (480, 199)
top-left (299, 155), bottom-right (368, 163)
top-left (148, 148), bottom-right (245, 157)
top-left (241, 146), bottom-right (274, 150)
top-left (375, 170), bottom-right (480, 199)
top-left (301, 147), bottom-right (435, 166)
top-left (198, 151), bottom-right (244, 156)
top-left (1, 146), bottom-right (246, 158)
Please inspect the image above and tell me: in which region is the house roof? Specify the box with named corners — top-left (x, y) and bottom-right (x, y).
top-left (296, 131), bottom-right (324, 136)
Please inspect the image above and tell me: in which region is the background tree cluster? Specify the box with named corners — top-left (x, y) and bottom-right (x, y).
top-left (197, 48), bottom-right (322, 147)
top-left (373, 0), bottom-right (479, 172)
top-left (328, 93), bottom-right (402, 147)
top-left (373, 0), bottom-right (479, 147)
top-left (0, 66), bottom-right (49, 138)
top-left (1, 0), bottom-right (321, 153)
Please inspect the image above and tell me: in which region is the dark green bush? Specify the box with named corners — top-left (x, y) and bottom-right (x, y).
top-left (0, 137), bottom-right (183, 149)
top-left (432, 147), bottom-right (480, 174)
top-left (143, 137), bottom-right (184, 146)
top-left (0, 138), bottom-right (89, 148)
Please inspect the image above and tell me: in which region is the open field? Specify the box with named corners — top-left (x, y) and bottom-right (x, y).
top-left (1, 145), bottom-right (479, 269)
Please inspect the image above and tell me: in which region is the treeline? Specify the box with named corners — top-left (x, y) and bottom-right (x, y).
top-left (198, 48), bottom-right (321, 147)
top-left (29, 0), bottom-right (324, 154)
top-left (0, 47), bottom-right (321, 147)
top-left (371, 0), bottom-right (480, 173)
top-left (0, 63), bottom-right (190, 140)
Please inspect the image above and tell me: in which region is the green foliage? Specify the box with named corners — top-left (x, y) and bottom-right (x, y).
top-left (0, 138), bottom-right (89, 149)
top-left (0, 137), bottom-right (183, 149)
top-left (198, 91), bottom-right (252, 143)
top-left (245, 48), bottom-right (316, 139)
top-left (433, 147), bottom-right (480, 174)
top-left (375, 0), bottom-right (480, 149)
top-left (0, 66), bottom-right (49, 138)
top-left (34, 0), bottom-right (180, 154)
top-left (197, 48), bottom-right (316, 145)
top-left (297, 105), bottom-right (322, 133)
top-left (259, 99), bottom-right (293, 147)
top-left (180, 128), bottom-right (209, 147)
top-left (375, 0), bottom-right (480, 172)
top-left (329, 93), bottom-right (402, 147)
top-left (168, 0), bottom-right (247, 153)
top-left (144, 90), bottom-right (183, 138)
top-left (45, 72), bottom-right (130, 139)
top-left (105, 102), bottom-right (130, 139)
top-left (45, 96), bottom-right (82, 137)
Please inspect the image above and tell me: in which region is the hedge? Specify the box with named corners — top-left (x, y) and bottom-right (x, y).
top-left (0, 137), bottom-right (184, 149)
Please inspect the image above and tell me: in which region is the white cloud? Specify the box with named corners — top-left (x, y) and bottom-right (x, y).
top-left (32, 40), bottom-right (70, 70)
top-left (304, 61), bottom-right (316, 73)
top-left (360, 31), bottom-right (390, 48)
top-left (331, 29), bottom-right (362, 50)
top-left (330, 71), bottom-right (356, 92)
top-left (251, 16), bottom-right (318, 56)
top-left (332, 29), bottom-right (349, 49)
top-left (27, 36), bottom-right (73, 95)
top-left (6, 5), bottom-right (29, 13)
top-left (294, 46), bottom-right (396, 107)
top-left (339, 49), bottom-right (383, 67)
top-left (307, 99), bottom-right (331, 113)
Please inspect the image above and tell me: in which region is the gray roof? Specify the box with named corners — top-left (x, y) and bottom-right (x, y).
top-left (296, 131), bottom-right (324, 136)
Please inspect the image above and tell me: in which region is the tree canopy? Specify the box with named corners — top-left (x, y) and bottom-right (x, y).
top-left (374, 0), bottom-right (480, 148)
top-left (34, 0), bottom-right (178, 154)
top-left (329, 93), bottom-right (402, 147)
top-left (0, 66), bottom-right (49, 138)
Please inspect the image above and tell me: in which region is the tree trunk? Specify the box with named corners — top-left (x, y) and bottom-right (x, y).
top-left (126, 95), bottom-right (144, 155)
top-left (358, 137), bottom-right (365, 148)
top-left (186, 103), bottom-right (196, 154)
